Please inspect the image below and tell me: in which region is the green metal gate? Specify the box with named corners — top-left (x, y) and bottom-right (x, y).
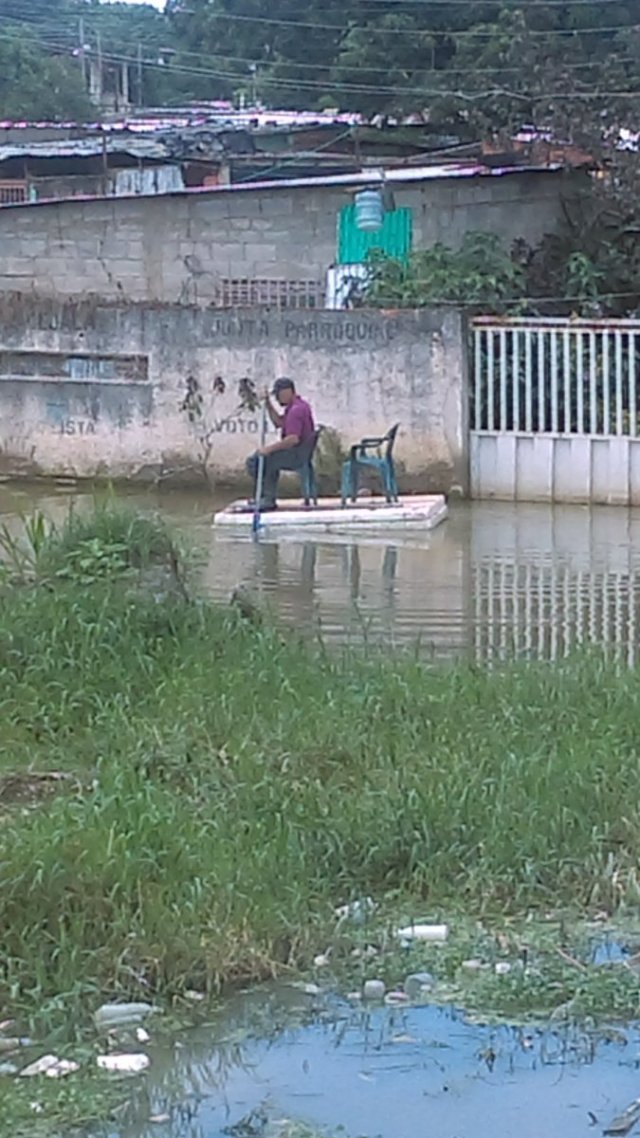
top-left (337, 204), bottom-right (412, 265)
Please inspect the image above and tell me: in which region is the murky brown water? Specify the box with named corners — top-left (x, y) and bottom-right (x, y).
top-left (2, 481), bottom-right (640, 661)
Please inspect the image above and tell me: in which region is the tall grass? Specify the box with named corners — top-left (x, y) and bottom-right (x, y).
top-left (2, 506), bottom-right (640, 1026)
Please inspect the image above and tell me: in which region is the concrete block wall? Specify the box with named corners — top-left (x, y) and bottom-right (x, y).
top-left (0, 296), bottom-right (468, 492)
top-left (0, 170), bottom-right (584, 304)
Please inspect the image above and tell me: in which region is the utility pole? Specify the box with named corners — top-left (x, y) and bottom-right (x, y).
top-left (101, 128), bottom-right (108, 196)
top-left (137, 43), bottom-right (143, 108)
top-left (96, 31), bottom-right (103, 109)
top-left (78, 17), bottom-right (87, 89)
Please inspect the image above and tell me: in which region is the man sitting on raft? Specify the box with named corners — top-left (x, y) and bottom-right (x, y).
top-left (246, 378), bottom-right (315, 510)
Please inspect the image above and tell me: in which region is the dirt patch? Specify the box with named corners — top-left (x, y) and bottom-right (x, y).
top-left (0, 771), bottom-right (76, 810)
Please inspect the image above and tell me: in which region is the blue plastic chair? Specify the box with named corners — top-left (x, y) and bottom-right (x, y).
top-left (341, 423), bottom-right (400, 505)
top-left (298, 428), bottom-right (322, 506)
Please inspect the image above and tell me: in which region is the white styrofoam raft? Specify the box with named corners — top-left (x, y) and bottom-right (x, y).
top-left (213, 495), bottom-right (448, 534)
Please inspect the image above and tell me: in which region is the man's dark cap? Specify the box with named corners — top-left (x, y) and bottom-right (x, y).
top-left (272, 377), bottom-right (295, 395)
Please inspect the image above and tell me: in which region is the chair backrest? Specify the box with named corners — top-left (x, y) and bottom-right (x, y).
top-left (385, 423), bottom-right (400, 460)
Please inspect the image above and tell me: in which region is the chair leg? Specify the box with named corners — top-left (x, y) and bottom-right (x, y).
top-left (341, 462), bottom-right (358, 506)
top-left (382, 463), bottom-right (392, 503)
top-left (350, 461), bottom-right (359, 503)
top-left (389, 462), bottom-right (399, 502)
top-left (340, 464), bottom-right (349, 507)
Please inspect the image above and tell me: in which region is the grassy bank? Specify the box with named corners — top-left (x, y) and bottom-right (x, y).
top-left (2, 505), bottom-right (640, 1033)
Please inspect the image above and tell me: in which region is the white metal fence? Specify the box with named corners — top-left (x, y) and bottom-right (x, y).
top-left (470, 317), bottom-right (640, 503)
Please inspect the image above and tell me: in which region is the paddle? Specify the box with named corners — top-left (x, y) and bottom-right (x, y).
top-left (252, 399), bottom-right (268, 537)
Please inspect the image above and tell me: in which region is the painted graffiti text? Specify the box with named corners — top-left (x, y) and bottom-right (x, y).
top-left (59, 419), bottom-right (96, 436)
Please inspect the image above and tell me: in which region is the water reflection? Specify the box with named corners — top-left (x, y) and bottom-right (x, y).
top-left (105, 989), bottom-right (640, 1138)
top-left (1, 484), bottom-right (640, 663)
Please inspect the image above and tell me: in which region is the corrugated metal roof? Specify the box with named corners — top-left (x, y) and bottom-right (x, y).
top-left (0, 137), bottom-right (172, 162)
top-left (217, 161), bottom-right (565, 193)
top-left (0, 107), bottom-right (362, 135)
top-left (0, 159), bottom-right (568, 211)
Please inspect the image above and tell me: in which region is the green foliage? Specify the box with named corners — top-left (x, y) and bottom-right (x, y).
top-left (4, 511), bottom-right (640, 1035)
top-left (0, 30), bottom-right (93, 121)
top-left (519, 192), bottom-right (640, 317)
top-left (163, 0), bottom-right (639, 124)
top-left (0, 501), bottom-right (180, 587)
top-left (363, 232), bottom-right (525, 311)
top-left (0, 1070), bottom-right (125, 1138)
top-left (36, 501), bottom-right (177, 578)
top-left (0, 510), bottom-right (49, 585)
top-left (361, 221), bottom-right (640, 316)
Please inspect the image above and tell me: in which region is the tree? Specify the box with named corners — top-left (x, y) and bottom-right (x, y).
top-left (0, 30), bottom-right (93, 121)
top-left (166, 0), bottom-right (348, 107)
top-left (73, 1), bottom-right (184, 107)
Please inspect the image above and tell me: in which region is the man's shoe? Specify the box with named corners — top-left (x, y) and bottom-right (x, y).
top-left (235, 500), bottom-right (278, 513)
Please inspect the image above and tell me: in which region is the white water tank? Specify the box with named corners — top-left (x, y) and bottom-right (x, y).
top-left (354, 188), bottom-right (384, 231)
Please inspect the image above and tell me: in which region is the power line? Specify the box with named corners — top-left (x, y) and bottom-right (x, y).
top-left (0, 17), bottom-right (634, 105)
top-left (0, 13), bottom-right (636, 80)
top-left (145, 12), bottom-right (640, 37)
top-left (145, 54), bottom-right (639, 78)
top-left (0, 7), bottom-right (637, 107)
top-left (52, 27), bottom-right (640, 79)
top-left (12, 24), bottom-right (634, 103)
top-left (0, 4), bottom-right (638, 41)
top-left (94, 45), bottom-right (640, 100)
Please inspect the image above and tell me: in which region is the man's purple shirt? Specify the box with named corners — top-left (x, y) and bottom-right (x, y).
top-left (282, 396), bottom-right (315, 445)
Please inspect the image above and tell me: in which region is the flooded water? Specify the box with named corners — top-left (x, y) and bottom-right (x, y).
top-left (2, 481), bottom-right (640, 661)
top-left (102, 986), bottom-right (640, 1138)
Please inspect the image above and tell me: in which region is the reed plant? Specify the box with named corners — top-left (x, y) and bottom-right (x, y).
top-left (1, 506), bottom-right (640, 1028)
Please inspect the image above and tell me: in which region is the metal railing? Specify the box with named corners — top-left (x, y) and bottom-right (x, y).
top-left (216, 278), bottom-right (324, 309)
top-left (472, 317), bottom-right (640, 435)
top-left (0, 180), bottom-right (27, 205)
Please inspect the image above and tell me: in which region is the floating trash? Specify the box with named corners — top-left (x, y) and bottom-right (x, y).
top-left (363, 979), bottom-right (386, 1001)
top-left (604, 1096), bottom-right (640, 1135)
top-left (396, 924), bottom-right (449, 944)
top-left (97, 1053), bottom-right (150, 1074)
top-left (404, 972), bottom-right (435, 1000)
top-left (335, 897), bottom-right (376, 924)
top-left (19, 1055), bottom-right (66, 1078)
top-left (289, 982), bottom-right (322, 997)
top-left (94, 1003), bottom-right (157, 1031)
top-left (385, 991), bottom-right (410, 1006)
top-left (461, 959), bottom-right (487, 973)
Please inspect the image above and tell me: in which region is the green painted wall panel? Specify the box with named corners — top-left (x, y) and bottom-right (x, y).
top-left (337, 204), bottom-right (412, 264)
